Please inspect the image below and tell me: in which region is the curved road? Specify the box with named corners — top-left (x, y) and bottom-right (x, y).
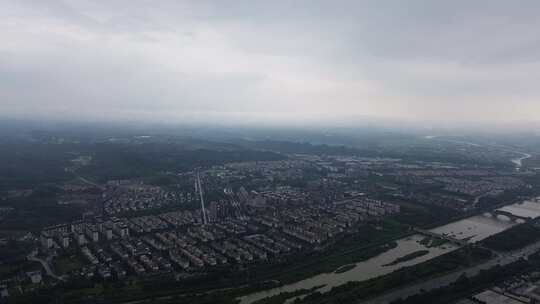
top-left (27, 250), bottom-right (65, 281)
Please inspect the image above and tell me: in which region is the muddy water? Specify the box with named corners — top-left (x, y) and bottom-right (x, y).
top-left (238, 235), bottom-right (458, 304)
top-left (498, 199), bottom-right (540, 219)
top-left (429, 214), bottom-right (516, 243)
top-left (238, 198), bottom-right (540, 304)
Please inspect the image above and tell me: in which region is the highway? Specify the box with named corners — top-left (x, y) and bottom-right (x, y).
top-left (360, 240), bottom-right (540, 304)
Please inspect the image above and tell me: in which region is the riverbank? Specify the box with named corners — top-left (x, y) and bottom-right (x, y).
top-left (238, 196), bottom-right (540, 304)
top-left (363, 237), bottom-right (540, 304)
top-left (270, 246), bottom-right (492, 304)
top-left (238, 234), bottom-right (459, 304)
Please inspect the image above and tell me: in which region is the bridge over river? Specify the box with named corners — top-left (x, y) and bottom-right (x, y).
top-left (488, 209), bottom-right (531, 222)
top-left (413, 228), bottom-right (470, 247)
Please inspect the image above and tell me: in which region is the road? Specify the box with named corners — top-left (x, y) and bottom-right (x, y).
top-left (27, 250), bottom-right (65, 281)
top-left (76, 175), bottom-right (103, 190)
top-left (359, 241), bottom-right (540, 304)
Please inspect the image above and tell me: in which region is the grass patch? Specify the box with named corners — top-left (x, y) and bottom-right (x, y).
top-left (54, 254), bottom-right (85, 274)
top-left (482, 223), bottom-right (540, 251)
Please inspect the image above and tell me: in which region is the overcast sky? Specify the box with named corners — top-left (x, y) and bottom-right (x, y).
top-left (1, 0), bottom-right (540, 127)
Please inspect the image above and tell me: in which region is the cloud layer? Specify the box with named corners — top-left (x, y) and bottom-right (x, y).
top-left (2, 0), bottom-right (540, 126)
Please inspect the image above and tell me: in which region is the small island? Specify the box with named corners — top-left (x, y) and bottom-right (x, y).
top-left (334, 264), bottom-right (356, 274)
top-left (383, 250), bottom-right (430, 267)
top-left (419, 236), bottom-right (447, 248)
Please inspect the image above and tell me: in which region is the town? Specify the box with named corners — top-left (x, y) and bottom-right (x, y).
top-left (39, 173), bottom-right (401, 282)
top-left (1, 134), bottom-right (539, 304)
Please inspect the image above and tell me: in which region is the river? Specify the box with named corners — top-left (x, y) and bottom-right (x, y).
top-left (429, 213), bottom-right (517, 243)
top-left (424, 135), bottom-right (531, 169)
top-left (511, 152), bottom-right (532, 169)
top-left (238, 198), bottom-right (540, 304)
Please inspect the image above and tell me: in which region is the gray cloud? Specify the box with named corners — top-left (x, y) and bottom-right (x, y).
top-left (1, 0), bottom-right (540, 126)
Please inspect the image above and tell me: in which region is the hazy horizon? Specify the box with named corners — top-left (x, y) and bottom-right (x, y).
top-left (2, 1), bottom-right (540, 129)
